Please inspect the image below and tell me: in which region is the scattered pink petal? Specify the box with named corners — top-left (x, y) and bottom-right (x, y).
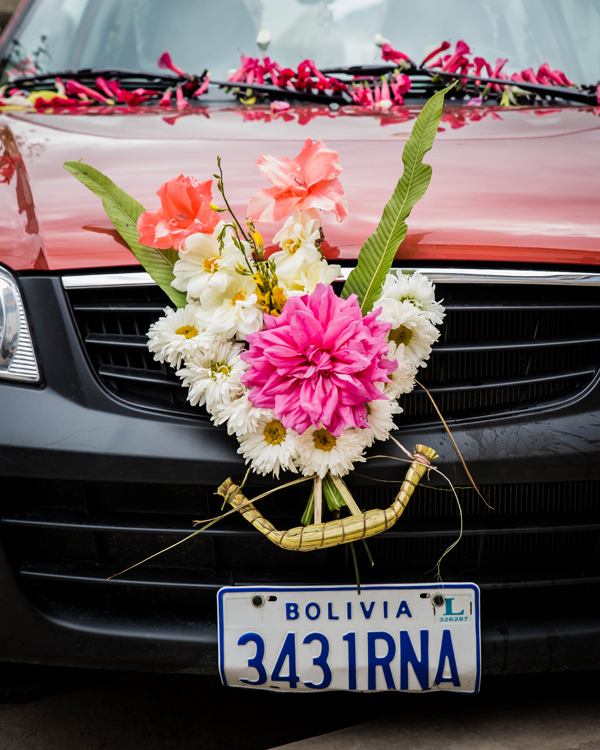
top-left (422, 42), bottom-right (451, 67)
top-left (193, 75), bottom-right (211, 97)
top-left (65, 79), bottom-right (113, 104)
top-left (380, 42), bottom-right (410, 64)
top-left (159, 88), bottom-right (173, 108)
top-left (175, 86), bottom-right (188, 110)
top-left (157, 51), bottom-right (188, 78)
top-left (270, 100), bottom-right (290, 112)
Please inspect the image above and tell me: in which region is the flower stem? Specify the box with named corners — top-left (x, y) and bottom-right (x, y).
top-left (350, 542), bottom-right (361, 595)
top-left (215, 156), bottom-right (249, 243)
top-left (313, 476), bottom-right (323, 524)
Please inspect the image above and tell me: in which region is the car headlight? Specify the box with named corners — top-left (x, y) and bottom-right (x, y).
top-left (0, 266), bottom-right (40, 383)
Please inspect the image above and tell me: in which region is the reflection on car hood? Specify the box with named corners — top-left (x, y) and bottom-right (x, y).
top-left (1, 103), bottom-right (599, 271)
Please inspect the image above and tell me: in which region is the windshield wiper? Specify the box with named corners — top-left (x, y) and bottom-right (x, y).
top-left (419, 67), bottom-right (597, 105)
top-left (8, 68), bottom-right (348, 105)
top-left (322, 63), bottom-right (597, 105)
top-left (211, 79), bottom-right (349, 106)
top-left (4, 68), bottom-right (204, 89)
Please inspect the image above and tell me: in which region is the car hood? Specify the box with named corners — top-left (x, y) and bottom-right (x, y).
top-left (1, 102), bottom-right (599, 271)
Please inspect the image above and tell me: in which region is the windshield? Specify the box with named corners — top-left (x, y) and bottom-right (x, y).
top-left (2, 0), bottom-right (599, 85)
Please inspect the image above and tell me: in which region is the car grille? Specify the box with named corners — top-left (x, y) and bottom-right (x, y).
top-left (2, 477), bottom-right (600, 625)
top-left (63, 277), bottom-right (600, 424)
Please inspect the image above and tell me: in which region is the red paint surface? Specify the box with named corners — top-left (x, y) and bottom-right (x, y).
top-left (0, 102), bottom-right (599, 271)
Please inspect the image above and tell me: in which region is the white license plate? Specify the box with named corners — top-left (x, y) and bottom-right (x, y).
top-left (217, 583), bottom-right (481, 693)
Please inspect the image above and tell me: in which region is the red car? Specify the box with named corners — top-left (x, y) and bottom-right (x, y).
top-left (0, 0), bottom-right (599, 681)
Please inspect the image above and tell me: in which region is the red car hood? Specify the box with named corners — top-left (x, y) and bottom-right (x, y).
top-left (1, 103), bottom-right (599, 271)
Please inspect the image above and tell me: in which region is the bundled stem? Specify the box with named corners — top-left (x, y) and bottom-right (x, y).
top-left (217, 444), bottom-right (438, 552)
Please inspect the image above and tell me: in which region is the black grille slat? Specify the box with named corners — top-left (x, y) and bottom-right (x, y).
top-left (444, 302), bottom-right (600, 312)
top-left (19, 562), bottom-right (600, 592)
top-left (86, 333), bottom-right (149, 348)
top-left (74, 302), bottom-right (166, 313)
top-left (98, 365), bottom-right (177, 385)
top-left (5, 510), bottom-right (600, 538)
top-left (65, 280), bottom-right (600, 422)
top-left (417, 367), bottom-right (595, 394)
top-left (3, 478), bottom-right (600, 622)
top-left (434, 335), bottom-right (600, 353)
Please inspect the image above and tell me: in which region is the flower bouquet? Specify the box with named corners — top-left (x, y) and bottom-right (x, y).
top-left (64, 86), bottom-right (454, 570)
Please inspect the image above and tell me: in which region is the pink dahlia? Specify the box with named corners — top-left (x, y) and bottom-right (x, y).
top-left (242, 284), bottom-right (396, 437)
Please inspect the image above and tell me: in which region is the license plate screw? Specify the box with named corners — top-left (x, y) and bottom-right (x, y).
top-left (432, 593), bottom-right (445, 607)
top-left (252, 595), bottom-right (265, 608)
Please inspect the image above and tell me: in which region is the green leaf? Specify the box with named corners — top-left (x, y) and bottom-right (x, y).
top-left (323, 474), bottom-right (345, 512)
top-left (329, 474), bottom-right (362, 516)
top-left (63, 161), bottom-right (187, 308)
top-left (301, 485), bottom-right (315, 526)
top-left (341, 83), bottom-right (455, 312)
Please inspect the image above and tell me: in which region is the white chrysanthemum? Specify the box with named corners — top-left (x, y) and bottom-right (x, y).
top-left (280, 259), bottom-right (341, 298)
top-left (271, 207), bottom-right (323, 278)
top-left (379, 271), bottom-right (445, 326)
top-left (203, 276), bottom-right (264, 340)
top-left (171, 222), bottom-right (245, 305)
top-left (147, 304), bottom-right (221, 369)
top-left (383, 347), bottom-right (418, 399)
top-left (211, 390), bottom-right (270, 436)
top-left (237, 414), bottom-right (300, 478)
top-left (176, 341), bottom-right (247, 414)
top-left (361, 398), bottom-right (400, 448)
top-left (296, 426), bottom-right (367, 479)
top-left (377, 299), bottom-right (440, 367)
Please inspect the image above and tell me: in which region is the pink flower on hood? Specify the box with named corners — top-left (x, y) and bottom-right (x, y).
top-left (242, 284), bottom-right (396, 436)
top-left (380, 43), bottom-right (410, 65)
top-left (247, 138), bottom-right (348, 223)
top-left (421, 42), bottom-right (451, 67)
top-left (157, 51), bottom-right (188, 78)
top-left (137, 175), bottom-right (219, 250)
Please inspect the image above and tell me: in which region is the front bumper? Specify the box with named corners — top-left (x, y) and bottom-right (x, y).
top-left (0, 272), bottom-right (599, 675)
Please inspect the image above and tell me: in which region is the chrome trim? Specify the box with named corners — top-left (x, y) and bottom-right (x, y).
top-left (62, 268), bottom-right (600, 289)
top-left (62, 272), bottom-right (154, 289)
top-left (340, 267), bottom-right (600, 285)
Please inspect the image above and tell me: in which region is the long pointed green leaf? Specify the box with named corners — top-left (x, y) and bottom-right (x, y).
top-left (341, 84), bottom-right (455, 312)
top-left (63, 161), bottom-right (186, 308)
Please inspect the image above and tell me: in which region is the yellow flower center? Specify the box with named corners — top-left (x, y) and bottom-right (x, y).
top-left (263, 419), bottom-right (286, 446)
top-left (389, 325), bottom-right (413, 347)
top-left (203, 256), bottom-right (219, 274)
top-left (282, 238), bottom-right (300, 255)
top-left (175, 325), bottom-right (198, 339)
top-left (313, 428), bottom-right (336, 452)
top-left (210, 362), bottom-right (231, 380)
top-left (231, 291), bottom-right (246, 305)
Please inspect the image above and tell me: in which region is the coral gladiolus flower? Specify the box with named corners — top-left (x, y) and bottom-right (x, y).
top-left (247, 138), bottom-right (348, 223)
top-left (137, 176), bottom-right (220, 250)
top-left (242, 284), bottom-right (396, 437)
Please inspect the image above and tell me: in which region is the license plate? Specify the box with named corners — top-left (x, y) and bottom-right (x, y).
top-left (217, 583), bottom-right (481, 693)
